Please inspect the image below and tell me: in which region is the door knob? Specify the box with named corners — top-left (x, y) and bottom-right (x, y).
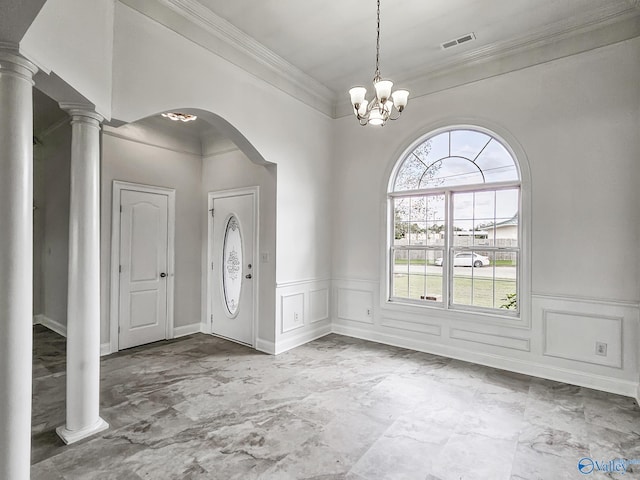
top-left (245, 274), bottom-right (252, 279)
top-left (160, 273), bottom-right (167, 278)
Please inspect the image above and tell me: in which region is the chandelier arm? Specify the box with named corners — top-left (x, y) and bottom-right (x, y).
top-left (388, 109), bottom-right (402, 121)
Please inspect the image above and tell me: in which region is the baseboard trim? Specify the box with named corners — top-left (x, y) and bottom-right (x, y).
top-left (100, 343), bottom-right (111, 357)
top-left (332, 323), bottom-right (639, 398)
top-left (256, 338), bottom-right (276, 355)
top-left (275, 323), bottom-right (332, 355)
top-left (33, 314), bottom-right (43, 325)
top-left (38, 316), bottom-right (67, 337)
top-left (173, 323), bottom-right (202, 338)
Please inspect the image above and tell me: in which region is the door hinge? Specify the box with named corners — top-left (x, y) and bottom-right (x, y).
top-left (211, 261), bottom-right (214, 270)
top-left (210, 314), bottom-right (213, 321)
top-left (119, 265), bottom-right (122, 273)
top-left (118, 326), bottom-right (121, 333)
top-left (120, 206), bottom-right (122, 213)
top-left (210, 208), bottom-right (214, 218)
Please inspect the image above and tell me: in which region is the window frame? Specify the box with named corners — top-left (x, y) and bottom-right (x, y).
top-left (386, 126), bottom-right (526, 323)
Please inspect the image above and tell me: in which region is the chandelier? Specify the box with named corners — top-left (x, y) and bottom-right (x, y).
top-left (348, 0), bottom-right (409, 127)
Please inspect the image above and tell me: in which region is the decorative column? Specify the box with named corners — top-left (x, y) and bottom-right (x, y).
top-left (0, 43), bottom-right (38, 480)
top-left (56, 104), bottom-right (109, 444)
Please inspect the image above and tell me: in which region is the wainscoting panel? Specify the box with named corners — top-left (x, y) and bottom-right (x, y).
top-left (275, 278), bottom-right (331, 354)
top-left (543, 309), bottom-right (623, 368)
top-left (337, 288), bottom-right (374, 324)
top-left (281, 292), bottom-right (305, 333)
top-left (380, 317), bottom-right (441, 336)
top-left (450, 328), bottom-right (530, 352)
top-left (309, 288), bottom-right (329, 324)
top-left (331, 278), bottom-right (639, 397)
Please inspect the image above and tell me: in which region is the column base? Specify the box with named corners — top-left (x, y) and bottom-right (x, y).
top-left (56, 417), bottom-right (109, 445)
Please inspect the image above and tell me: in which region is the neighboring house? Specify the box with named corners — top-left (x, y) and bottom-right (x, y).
top-left (494, 215), bottom-right (518, 240)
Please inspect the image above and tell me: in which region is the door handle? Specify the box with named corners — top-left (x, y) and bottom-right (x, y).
top-left (160, 273), bottom-right (167, 278)
top-left (245, 274), bottom-right (252, 279)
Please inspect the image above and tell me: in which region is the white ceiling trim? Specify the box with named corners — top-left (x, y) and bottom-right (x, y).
top-left (335, 1), bottom-right (640, 117)
top-left (158, 0), bottom-right (335, 115)
top-left (127, 0), bottom-right (640, 119)
top-left (405, 0), bottom-right (640, 82)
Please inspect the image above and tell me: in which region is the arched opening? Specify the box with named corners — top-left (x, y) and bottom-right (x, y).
top-left (102, 108), bottom-right (277, 352)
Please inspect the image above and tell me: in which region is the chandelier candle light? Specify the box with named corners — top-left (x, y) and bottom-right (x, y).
top-left (349, 0), bottom-right (409, 127)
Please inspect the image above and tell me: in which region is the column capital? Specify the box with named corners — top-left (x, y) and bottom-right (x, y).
top-left (0, 43), bottom-right (38, 83)
top-left (59, 103), bottom-right (104, 125)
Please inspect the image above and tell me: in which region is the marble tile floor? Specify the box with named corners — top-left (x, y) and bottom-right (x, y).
top-left (31, 325), bottom-right (640, 480)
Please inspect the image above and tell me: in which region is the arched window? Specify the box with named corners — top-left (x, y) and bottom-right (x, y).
top-left (388, 127), bottom-right (521, 315)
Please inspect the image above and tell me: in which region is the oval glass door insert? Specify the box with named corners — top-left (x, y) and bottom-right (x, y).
top-left (222, 215), bottom-right (242, 316)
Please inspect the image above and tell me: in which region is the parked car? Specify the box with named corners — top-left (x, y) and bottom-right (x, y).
top-left (434, 252), bottom-right (490, 267)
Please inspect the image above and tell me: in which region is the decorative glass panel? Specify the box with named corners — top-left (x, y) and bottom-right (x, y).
top-left (222, 216), bottom-right (243, 316)
top-left (393, 129), bottom-right (519, 191)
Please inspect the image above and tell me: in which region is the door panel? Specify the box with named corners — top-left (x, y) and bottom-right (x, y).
top-left (119, 190), bottom-right (169, 349)
top-left (211, 193), bottom-right (254, 346)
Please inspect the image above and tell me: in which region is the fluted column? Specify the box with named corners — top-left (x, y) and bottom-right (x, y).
top-left (55, 104), bottom-right (108, 444)
top-left (0, 43), bottom-right (38, 480)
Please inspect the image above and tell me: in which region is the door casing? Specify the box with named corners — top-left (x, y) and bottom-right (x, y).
top-left (109, 181), bottom-right (176, 354)
top-left (207, 187), bottom-right (260, 348)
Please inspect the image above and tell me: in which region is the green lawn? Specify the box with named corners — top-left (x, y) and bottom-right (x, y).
top-left (393, 274), bottom-right (516, 309)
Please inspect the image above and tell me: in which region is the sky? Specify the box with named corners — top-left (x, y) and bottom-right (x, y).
top-left (394, 129), bottom-right (520, 229)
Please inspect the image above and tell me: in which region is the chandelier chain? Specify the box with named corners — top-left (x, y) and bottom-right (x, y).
top-left (348, 0), bottom-right (408, 126)
top-left (375, 0), bottom-right (381, 81)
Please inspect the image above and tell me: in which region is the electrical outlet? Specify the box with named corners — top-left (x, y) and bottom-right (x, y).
top-left (595, 342), bottom-right (607, 356)
top-left (366, 308), bottom-right (372, 317)
top-left (294, 312), bottom-right (299, 322)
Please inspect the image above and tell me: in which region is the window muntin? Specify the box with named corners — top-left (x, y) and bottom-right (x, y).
top-left (389, 128), bottom-right (521, 315)
top-left (393, 130), bottom-right (519, 192)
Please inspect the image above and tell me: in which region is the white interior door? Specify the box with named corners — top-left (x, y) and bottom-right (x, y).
top-left (119, 189), bottom-right (169, 349)
top-left (210, 192), bottom-right (255, 346)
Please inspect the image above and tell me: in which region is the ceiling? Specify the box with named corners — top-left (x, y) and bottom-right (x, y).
top-left (190, 0), bottom-right (639, 96)
top-left (31, 0), bottom-right (640, 135)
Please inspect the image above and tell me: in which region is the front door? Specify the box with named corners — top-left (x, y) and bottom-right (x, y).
top-left (210, 192), bottom-right (255, 346)
top-left (118, 189), bottom-right (169, 349)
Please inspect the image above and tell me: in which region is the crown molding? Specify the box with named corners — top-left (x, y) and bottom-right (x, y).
top-left (335, 1), bottom-right (640, 117)
top-left (406, 0), bottom-right (640, 84)
top-left (125, 0), bottom-right (334, 117)
top-left (122, 0), bottom-right (639, 120)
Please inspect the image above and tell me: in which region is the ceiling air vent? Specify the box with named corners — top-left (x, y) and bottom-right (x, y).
top-left (441, 32), bottom-right (476, 50)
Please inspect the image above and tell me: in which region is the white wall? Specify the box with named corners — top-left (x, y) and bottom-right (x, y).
top-left (331, 38), bottom-right (640, 396)
top-left (108, 3), bottom-right (334, 353)
top-left (201, 147), bottom-right (277, 343)
top-left (20, 0), bottom-right (114, 118)
top-left (36, 122), bottom-right (72, 331)
top-left (33, 143), bottom-right (45, 316)
top-left (110, 3), bottom-right (334, 287)
top-left (100, 127), bottom-right (203, 346)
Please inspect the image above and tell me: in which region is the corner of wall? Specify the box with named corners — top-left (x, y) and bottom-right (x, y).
top-left (330, 277), bottom-right (640, 399)
top-left (274, 278), bottom-right (332, 355)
